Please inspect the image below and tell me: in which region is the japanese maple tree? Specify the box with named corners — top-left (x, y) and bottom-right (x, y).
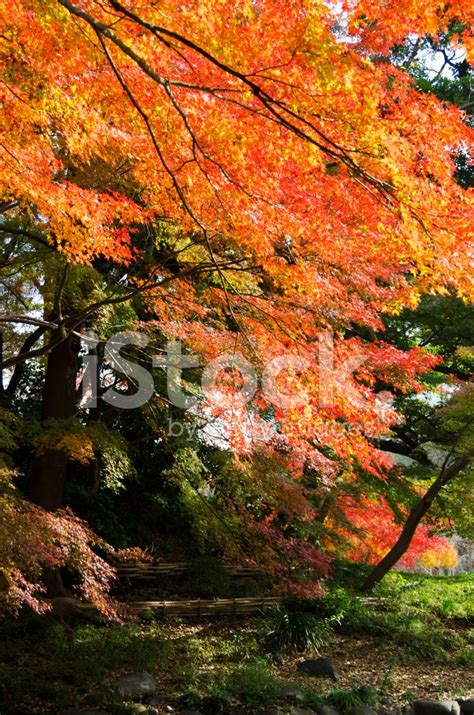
top-left (0, 0), bottom-right (472, 607)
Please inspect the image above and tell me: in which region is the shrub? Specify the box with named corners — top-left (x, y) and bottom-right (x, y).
top-left (201, 683), bottom-right (233, 714)
top-left (187, 557), bottom-right (234, 598)
top-left (181, 688), bottom-right (202, 710)
top-left (225, 664), bottom-right (281, 706)
top-left (268, 608), bottom-right (332, 653)
top-left (287, 587), bottom-right (355, 624)
top-left (326, 685), bottom-right (378, 714)
top-left (457, 648), bottom-right (474, 667)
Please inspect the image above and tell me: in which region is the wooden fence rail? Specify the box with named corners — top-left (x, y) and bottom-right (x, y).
top-left (126, 596), bottom-right (283, 616)
top-left (116, 562), bottom-right (263, 579)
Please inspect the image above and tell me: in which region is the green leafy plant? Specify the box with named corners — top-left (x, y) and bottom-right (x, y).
top-left (288, 587), bottom-right (355, 624)
top-left (457, 648), bottom-right (474, 667)
top-left (224, 664), bottom-right (281, 706)
top-left (187, 556), bottom-right (234, 598)
top-left (201, 683), bottom-right (233, 714)
top-left (267, 607), bottom-right (333, 654)
top-left (181, 688), bottom-right (203, 710)
top-left (302, 691), bottom-right (325, 709)
top-left (326, 685), bottom-right (378, 713)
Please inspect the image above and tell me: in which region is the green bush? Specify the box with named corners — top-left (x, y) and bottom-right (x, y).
top-left (457, 648), bottom-right (474, 667)
top-left (187, 556), bottom-right (234, 597)
top-left (326, 685), bottom-right (378, 714)
top-left (288, 587), bottom-right (355, 624)
top-left (0, 619), bottom-right (170, 712)
top-left (181, 687), bottom-right (203, 710)
top-left (225, 664), bottom-right (281, 706)
top-left (302, 691), bottom-right (325, 709)
top-left (201, 683), bottom-right (233, 714)
top-left (329, 559), bottom-right (372, 589)
top-left (180, 664), bottom-right (281, 712)
top-left (267, 606), bottom-right (333, 654)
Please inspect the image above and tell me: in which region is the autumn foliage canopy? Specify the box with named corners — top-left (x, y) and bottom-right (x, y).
top-left (0, 0), bottom-right (472, 612)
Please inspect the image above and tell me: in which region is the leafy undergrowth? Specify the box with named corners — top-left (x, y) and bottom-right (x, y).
top-left (0, 572), bottom-right (473, 713)
top-left (316, 571), bottom-right (473, 665)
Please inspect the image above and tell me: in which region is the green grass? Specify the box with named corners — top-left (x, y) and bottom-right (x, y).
top-left (0, 614), bottom-right (170, 712)
top-left (325, 684), bottom-right (379, 713)
top-left (374, 572), bottom-right (474, 619)
top-left (180, 669), bottom-right (381, 715)
top-left (322, 570), bottom-right (474, 664)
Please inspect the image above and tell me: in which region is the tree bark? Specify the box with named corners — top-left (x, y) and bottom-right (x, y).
top-left (29, 323), bottom-right (80, 597)
top-left (30, 326), bottom-right (80, 511)
top-left (5, 325), bottom-right (46, 396)
top-left (361, 450), bottom-right (473, 591)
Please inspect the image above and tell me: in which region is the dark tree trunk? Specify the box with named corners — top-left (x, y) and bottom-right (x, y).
top-left (30, 326), bottom-right (80, 511)
top-left (6, 325), bottom-right (46, 396)
top-left (361, 451), bottom-right (473, 591)
top-left (29, 324), bottom-right (80, 597)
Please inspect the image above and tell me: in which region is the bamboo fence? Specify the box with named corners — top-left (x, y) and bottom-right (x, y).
top-left (116, 562), bottom-right (263, 580)
top-left (126, 596), bottom-right (282, 616)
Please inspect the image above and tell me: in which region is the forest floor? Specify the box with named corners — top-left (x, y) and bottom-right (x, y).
top-left (0, 571), bottom-right (472, 714)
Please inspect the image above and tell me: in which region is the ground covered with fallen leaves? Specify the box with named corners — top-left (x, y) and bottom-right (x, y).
top-left (0, 572), bottom-right (472, 713)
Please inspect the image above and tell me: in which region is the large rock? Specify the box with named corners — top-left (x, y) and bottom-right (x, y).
top-left (458, 700), bottom-right (474, 715)
top-left (297, 658), bottom-right (338, 681)
top-left (111, 671), bottom-right (157, 699)
top-left (414, 701), bottom-right (460, 715)
top-left (348, 708), bottom-right (378, 715)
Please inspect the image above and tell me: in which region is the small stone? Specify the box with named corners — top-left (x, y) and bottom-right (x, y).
top-left (111, 672), bottom-right (157, 699)
top-left (147, 694), bottom-right (169, 705)
top-left (414, 701), bottom-right (460, 715)
top-left (289, 708), bottom-right (316, 715)
top-left (165, 706), bottom-right (175, 713)
top-left (318, 706), bottom-right (341, 715)
top-left (348, 707), bottom-right (378, 715)
top-left (298, 658), bottom-right (338, 681)
top-left (282, 685), bottom-right (305, 702)
top-left (267, 650), bottom-right (284, 666)
top-left (458, 700), bottom-right (474, 715)
top-left (127, 705), bottom-right (149, 715)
